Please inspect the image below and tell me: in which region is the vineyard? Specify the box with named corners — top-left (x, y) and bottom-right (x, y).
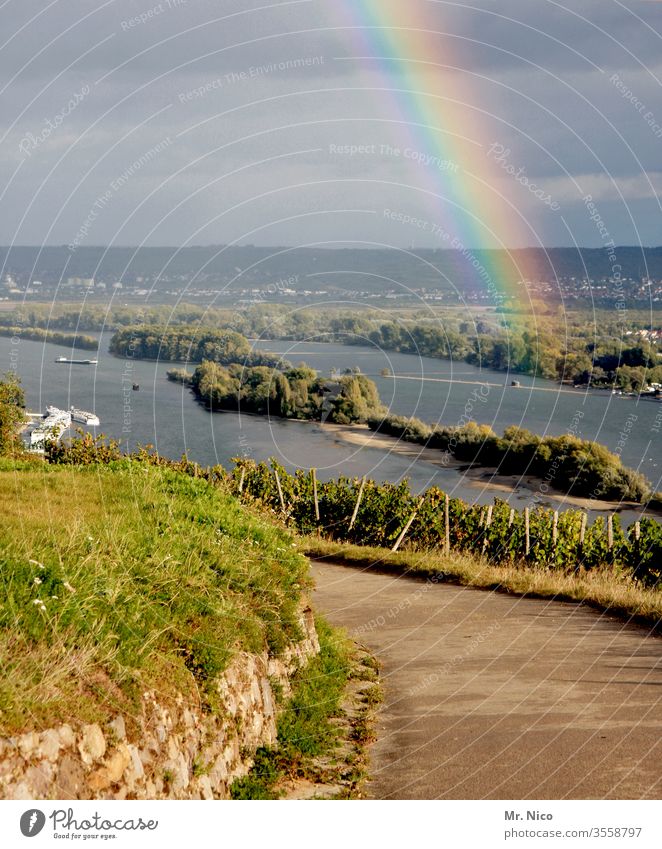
top-left (229, 459), bottom-right (662, 587)
top-left (46, 433), bottom-right (662, 588)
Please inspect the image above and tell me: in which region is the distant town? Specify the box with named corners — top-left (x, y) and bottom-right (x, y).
top-left (1, 243), bottom-right (662, 308)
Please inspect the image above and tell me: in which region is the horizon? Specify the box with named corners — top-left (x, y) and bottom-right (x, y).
top-left (4, 243), bottom-right (662, 252)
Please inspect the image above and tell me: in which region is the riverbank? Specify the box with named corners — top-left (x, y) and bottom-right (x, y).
top-left (322, 422), bottom-right (652, 515)
top-left (3, 332), bottom-right (660, 505)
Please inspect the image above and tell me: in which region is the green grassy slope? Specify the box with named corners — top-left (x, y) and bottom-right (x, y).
top-left (0, 460), bottom-right (309, 735)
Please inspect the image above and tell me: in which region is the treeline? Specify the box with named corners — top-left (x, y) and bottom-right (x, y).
top-left (8, 303), bottom-right (662, 389)
top-left (366, 414), bottom-right (651, 502)
top-left (557, 341), bottom-right (662, 391)
top-left (109, 326), bottom-right (284, 367)
top-left (0, 305), bottom-right (215, 332)
top-left (198, 307), bottom-right (562, 379)
top-left (0, 326), bottom-right (98, 350)
top-left (169, 361), bottom-right (384, 424)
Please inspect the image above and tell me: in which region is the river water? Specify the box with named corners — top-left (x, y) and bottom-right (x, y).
top-left (2, 332), bottom-right (660, 520)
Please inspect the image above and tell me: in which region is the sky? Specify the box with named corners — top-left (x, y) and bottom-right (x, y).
top-left (1, 0), bottom-right (662, 250)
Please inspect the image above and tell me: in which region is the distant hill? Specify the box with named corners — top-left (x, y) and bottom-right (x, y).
top-left (2, 245), bottom-right (661, 296)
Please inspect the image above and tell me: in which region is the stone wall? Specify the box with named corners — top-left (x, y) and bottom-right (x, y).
top-left (0, 605), bottom-right (319, 800)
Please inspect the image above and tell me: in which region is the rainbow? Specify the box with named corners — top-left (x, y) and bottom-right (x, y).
top-left (332, 1), bottom-right (540, 311)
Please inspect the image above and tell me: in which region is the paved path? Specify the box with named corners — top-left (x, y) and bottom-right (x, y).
top-left (310, 559), bottom-right (662, 799)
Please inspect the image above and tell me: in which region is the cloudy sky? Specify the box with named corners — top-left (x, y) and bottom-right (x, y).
top-left (2, 0), bottom-right (662, 249)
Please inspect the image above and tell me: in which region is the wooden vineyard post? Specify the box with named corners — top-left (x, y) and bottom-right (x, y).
top-left (482, 505), bottom-right (493, 555)
top-left (576, 512), bottom-right (587, 571)
top-left (444, 493), bottom-right (450, 556)
top-left (392, 502), bottom-right (421, 553)
top-left (311, 468), bottom-right (320, 523)
top-left (349, 476), bottom-right (366, 531)
top-left (524, 507), bottom-right (530, 557)
top-left (238, 468), bottom-right (245, 494)
top-left (508, 507), bottom-right (515, 561)
top-left (579, 512), bottom-right (587, 547)
top-left (607, 514), bottom-right (614, 551)
top-left (274, 468), bottom-right (286, 513)
top-left (552, 510), bottom-right (558, 546)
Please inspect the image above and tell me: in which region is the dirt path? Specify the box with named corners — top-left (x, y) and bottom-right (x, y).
top-left (310, 560), bottom-right (662, 800)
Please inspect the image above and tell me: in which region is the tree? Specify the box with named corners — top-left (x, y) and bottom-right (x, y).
top-left (0, 372), bottom-right (25, 456)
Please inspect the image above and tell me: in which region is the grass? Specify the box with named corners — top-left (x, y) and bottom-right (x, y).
top-left (303, 537), bottom-right (662, 630)
top-left (0, 459), bottom-right (310, 734)
top-left (230, 618), bottom-right (355, 799)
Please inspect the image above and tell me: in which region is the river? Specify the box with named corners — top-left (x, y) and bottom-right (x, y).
top-left (2, 331), bottom-right (660, 521)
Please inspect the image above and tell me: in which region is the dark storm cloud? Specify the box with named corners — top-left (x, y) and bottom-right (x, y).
top-left (0, 0), bottom-right (661, 247)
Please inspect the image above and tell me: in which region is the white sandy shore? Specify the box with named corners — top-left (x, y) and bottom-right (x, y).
top-left (321, 422), bottom-right (644, 514)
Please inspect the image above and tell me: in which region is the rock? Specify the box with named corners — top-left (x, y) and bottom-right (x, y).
top-left (251, 712), bottom-right (264, 739)
top-left (261, 680), bottom-right (275, 718)
top-left (25, 762), bottom-right (54, 797)
top-left (18, 732), bottom-right (39, 759)
top-left (166, 737), bottom-right (180, 761)
top-left (87, 768), bottom-right (112, 793)
top-left (0, 755), bottom-right (21, 781)
top-left (57, 724), bottom-right (75, 748)
top-left (55, 755), bottom-right (86, 798)
top-left (0, 599), bottom-right (320, 801)
top-left (8, 781), bottom-right (32, 800)
top-left (38, 729), bottom-right (61, 762)
top-left (171, 751), bottom-right (189, 792)
top-left (78, 724), bottom-right (106, 765)
top-left (209, 752), bottom-right (229, 786)
top-left (87, 744), bottom-right (131, 792)
top-left (139, 744), bottom-right (155, 768)
top-left (108, 715), bottom-right (126, 742)
top-left (105, 745), bottom-right (131, 783)
top-left (182, 708), bottom-right (197, 731)
top-left (196, 774), bottom-right (214, 800)
top-left (125, 745), bottom-right (144, 783)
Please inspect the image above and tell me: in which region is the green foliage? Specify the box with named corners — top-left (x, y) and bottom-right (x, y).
top-left (230, 748), bottom-right (282, 799)
top-left (7, 302), bottom-right (662, 388)
top-left (631, 519), bottom-right (662, 585)
top-left (0, 326), bottom-right (98, 350)
top-left (367, 415), bottom-right (651, 502)
top-left (109, 325), bottom-right (283, 367)
top-left (0, 372), bottom-right (25, 456)
top-left (230, 619), bottom-right (353, 800)
top-left (277, 618), bottom-right (352, 758)
top-left (46, 430), bottom-right (662, 589)
top-left (0, 460), bottom-right (308, 733)
top-left (557, 338), bottom-right (662, 390)
top-left (166, 367), bottom-right (193, 385)
top-left (231, 458), bottom-right (662, 588)
top-left (186, 361), bottom-right (385, 424)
